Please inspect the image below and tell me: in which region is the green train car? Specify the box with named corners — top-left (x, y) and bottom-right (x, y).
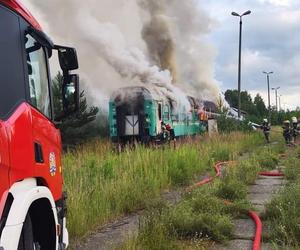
top-left (109, 86), bottom-right (207, 144)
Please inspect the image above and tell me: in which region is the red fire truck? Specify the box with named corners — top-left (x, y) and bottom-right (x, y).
top-left (0, 1), bottom-right (79, 249)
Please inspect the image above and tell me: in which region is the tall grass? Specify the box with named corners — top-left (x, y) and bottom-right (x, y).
top-left (265, 149), bottom-right (300, 247)
top-left (118, 151), bottom-right (268, 250)
top-left (116, 130), bottom-right (287, 249)
top-left (63, 132), bottom-right (263, 241)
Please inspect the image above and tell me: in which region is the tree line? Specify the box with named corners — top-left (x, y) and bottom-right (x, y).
top-left (224, 89), bottom-right (300, 125)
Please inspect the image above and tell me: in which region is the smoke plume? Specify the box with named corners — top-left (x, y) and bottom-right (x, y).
top-left (23, 0), bottom-right (220, 109)
top-left (139, 0), bottom-right (220, 100)
top-left (139, 0), bottom-right (178, 82)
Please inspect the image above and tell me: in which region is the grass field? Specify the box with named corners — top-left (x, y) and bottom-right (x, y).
top-left (117, 133), bottom-right (287, 249)
top-left (63, 132), bottom-right (267, 242)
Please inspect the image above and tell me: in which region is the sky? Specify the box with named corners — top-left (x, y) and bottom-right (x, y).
top-left (22, 0), bottom-right (300, 111)
top-left (199, 0), bottom-right (300, 110)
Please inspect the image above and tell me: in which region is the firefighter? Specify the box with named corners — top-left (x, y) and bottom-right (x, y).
top-left (161, 122), bottom-right (170, 142)
top-left (291, 117), bottom-right (299, 144)
top-left (282, 120), bottom-right (292, 145)
top-left (261, 118), bottom-right (271, 143)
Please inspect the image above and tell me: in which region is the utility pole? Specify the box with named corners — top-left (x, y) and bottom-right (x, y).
top-left (232, 10), bottom-right (251, 118)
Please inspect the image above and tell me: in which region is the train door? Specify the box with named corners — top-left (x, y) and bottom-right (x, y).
top-left (156, 102), bottom-right (162, 134)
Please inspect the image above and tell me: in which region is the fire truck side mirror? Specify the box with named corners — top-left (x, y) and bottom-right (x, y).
top-left (63, 74), bottom-right (80, 114)
top-left (54, 45), bottom-right (79, 71)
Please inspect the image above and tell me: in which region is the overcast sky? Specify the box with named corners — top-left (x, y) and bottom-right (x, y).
top-left (23, 0), bottom-right (300, 110)
top-left (199, 0), bottom-right (300, 110)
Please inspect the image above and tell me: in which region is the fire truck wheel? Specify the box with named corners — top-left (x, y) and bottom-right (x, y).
top-left (17, 214), bottom-right (40, 250)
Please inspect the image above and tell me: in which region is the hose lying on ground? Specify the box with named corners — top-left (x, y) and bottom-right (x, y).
top-left (259, 171), bottom-right (284, 177)
top-left (187, 161), bottom-right (265, 250)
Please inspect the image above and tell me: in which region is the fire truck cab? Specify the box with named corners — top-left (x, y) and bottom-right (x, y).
top-left (0, 1), bottom-right (79, 249)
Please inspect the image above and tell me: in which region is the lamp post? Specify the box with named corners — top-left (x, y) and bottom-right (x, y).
top-left (263, 71), bottom-right (273, 122)
top-left (232, 10), bottom-right (251, 118)
top-left (271, 86), bottom-right (280, 112)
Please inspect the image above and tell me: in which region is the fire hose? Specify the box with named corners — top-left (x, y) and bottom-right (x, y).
top-left (187, 160), bottom-right (285, 250)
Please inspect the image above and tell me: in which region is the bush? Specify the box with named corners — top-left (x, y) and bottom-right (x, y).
top-left (255, 150), bottom-right (279, 170)
top-left (215, 177), bottom-right (247, 201)
top-left (169, 211), bottom-right (233, 242)
top-left (283, 157), bottom-right (300, 181)
top-left (217, 115), bottom-right (252, 133)
top-left (235, 159), bottom-right (260, 185)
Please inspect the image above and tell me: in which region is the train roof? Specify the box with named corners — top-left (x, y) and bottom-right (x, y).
top-left (0, 0), bottom-right (42, 30)
top-left (110, 86), bottom-right (168, 102)
top-left (110, 86), bottom-right (217, 111)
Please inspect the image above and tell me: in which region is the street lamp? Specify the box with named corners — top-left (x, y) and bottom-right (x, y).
top-left (263, 71), bottom-right (273, 122)
top-left (271, 86), bottom-right (280, 112)
top-left (232, 10), bottom-right (252, 118)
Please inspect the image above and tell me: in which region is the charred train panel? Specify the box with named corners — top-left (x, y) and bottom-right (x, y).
top-left (115, 98), bottom-right (146, 137)
top-left (110, 87), bottom-right (151, 142)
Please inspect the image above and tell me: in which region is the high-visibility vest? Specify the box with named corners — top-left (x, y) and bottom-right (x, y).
top-left (199, 111), bottom-right (207, 121)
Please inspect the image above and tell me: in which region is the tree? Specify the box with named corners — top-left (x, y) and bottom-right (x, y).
top-left (224, 88), bottom-right (300, 125)
top-left (254, 94), bottom-right (267, 118)
top-left (52, 72), bottom-right (99, 146)
top-left (224, 89), bottom-right (256, 115)
top-left (224, 90), bottom-right (238, 108)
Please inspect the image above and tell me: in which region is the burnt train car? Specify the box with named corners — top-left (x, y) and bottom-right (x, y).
top-left (109, 86), bottom-right (209, 144)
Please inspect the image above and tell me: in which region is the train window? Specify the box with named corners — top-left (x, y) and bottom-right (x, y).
top-left (25, 34), bottom-right (51, 118)
top-left (163, 105), bottom-right (170, 120)
top-left (171, 114), bottom-right (178, 121)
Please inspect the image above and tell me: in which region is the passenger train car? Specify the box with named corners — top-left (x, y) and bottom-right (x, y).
top-left (109, 86), bottom-right (215, 144)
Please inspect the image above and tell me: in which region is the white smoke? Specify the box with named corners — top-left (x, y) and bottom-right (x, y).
top-left (165, 0), bottom-right (220, 100)
top-left (22, 0), bottom-right (219, 110)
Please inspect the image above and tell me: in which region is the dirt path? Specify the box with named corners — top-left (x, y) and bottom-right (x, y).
top-left (76, 164), bottom-right (283, 250)
top-left (74, 189), bottom-right (183, 250)
top-left (212, 169), bottom-right (286, 250)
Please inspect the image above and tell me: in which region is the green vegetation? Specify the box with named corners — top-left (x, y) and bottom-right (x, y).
top-left (117, 144), bottom-right (289, 249)
top-left (117, 132), bottom-right (286, 250)
top-left (264, 149), bottom-right (300, 247)
top-left (269, 109), bottom-right (300, 126)
top-left (255, 149), bottom-right (280, 170)
top-left (216, 115), bottom-right (252, 133)
top-left (52, 72), bottom-right (102, 146)
top-left (224, 90), bottom-right (267, 122)
top-left (224, 88), bottom-right (300, 125)
top-left (63, 132), bottom-right (264, 242)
